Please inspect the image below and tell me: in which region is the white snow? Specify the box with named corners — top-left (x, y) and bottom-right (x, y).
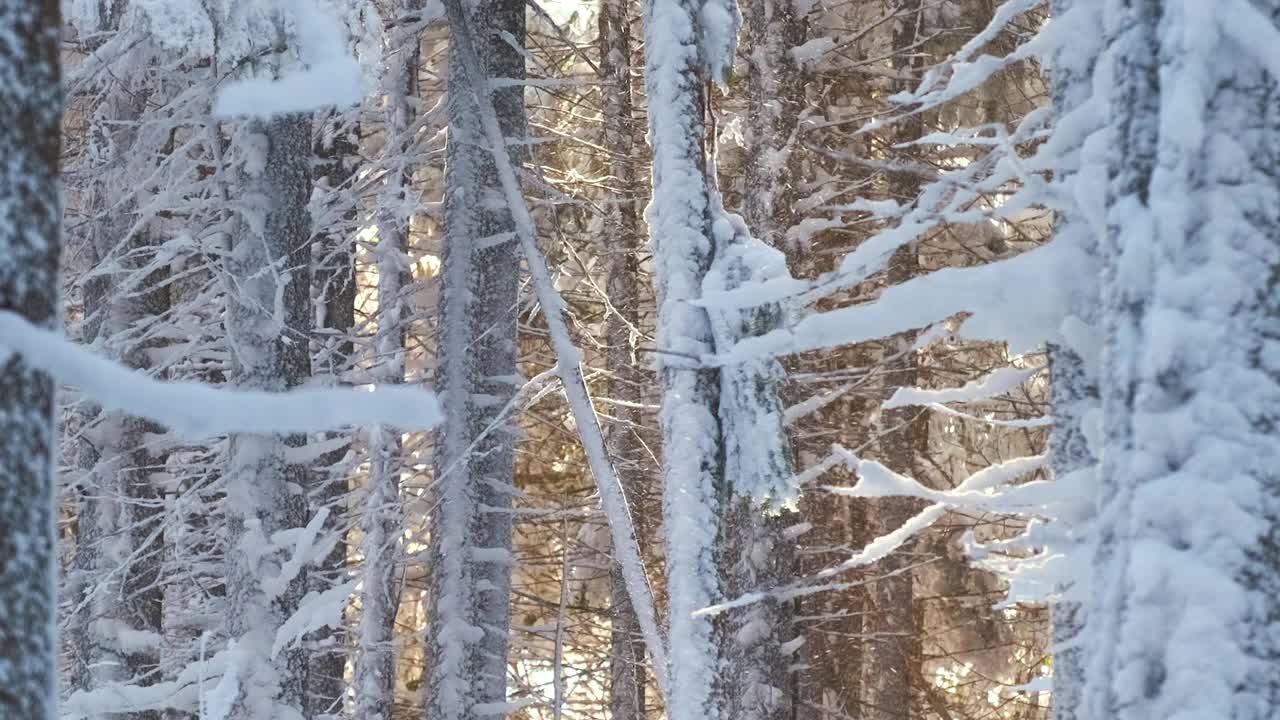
top-left (272, 581), bottom-right (358, 659)
top-left (213, 0), bottom-right (364, 118)
top-left (884, 366), bottom-right (1040, 409)
top-left (711, 240), bottom-right (1082, 365)
top-left (0, 310), bottom-right (442, 436)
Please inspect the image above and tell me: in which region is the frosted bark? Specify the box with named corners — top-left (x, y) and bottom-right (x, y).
top-left (220, 113), bottom-right (314, 720)
top-left (0, 2), bottom-right (62, 718)
top-left (716, 4), bottom-right (812, 718)
top-left (642, 0), bottom-right (726, 716)
top-left (426, 2), bottom-right (524, 718)
top-left (67, 12), bottom-right (169, 710)
top-left (1045, 2), bottom-right (1099, 718)
top-left (306, 111), bottom-right (359, 720)
top-left (598, 0), bottom-right (648, 717)
top-left (351, 7), bottom-right (418, 718)
top-left (743, 0), bottom-right (806, 254)
top-left (438, 0), bottom-right (671, 702)
top-left (644, 0), bottom-right (810, 716)
top-left (1088, 1), bottom-right (1280, 718)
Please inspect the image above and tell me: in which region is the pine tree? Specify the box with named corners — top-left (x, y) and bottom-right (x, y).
top-left (1045, 3), bottom-right (1102, 718)
top-left (0, 1), bottom-right (63, 716)
top-left (426, 2), bottom-right (526, 717)
top-left (351, 5), bottom-right (421, 715)
top-left (308, 106), bottom-right (360, 720)
top-left (644, 0), bottom-right (801, 718)
top-left (598, 1), bottom-right (648, 717)
top-left (64, 4), bottom-right (171, 712)
top-left (861, 5), bottom-right (929, 718)
top-left (220, 108), bottom-right (315, 719)
top-left (1088, 1), bottom-right (1280, 719)
top-left (641, 0), bottom-right (727, 714)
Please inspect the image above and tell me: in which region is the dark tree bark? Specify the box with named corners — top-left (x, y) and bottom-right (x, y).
top-left (0, 1), bottom-right (63, 717)
top-left (306, 110), bottom-right (361, 720)
top-left (426, 1), bottom-right (525, 717)
top-left (598, 0), bottom-right (649, 717)
top-left (222, 113), bottom-right (314, 720)
top-left (862, 4), bottom-right (927, 719)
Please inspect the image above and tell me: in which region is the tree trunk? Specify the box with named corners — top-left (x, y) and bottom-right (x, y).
top-left (307, 111), bottom-right (360, 720)
top-left (736, 3), bottom-right (810, 720)
top-left (862, 4), bottom-right (926, 719)
top-left (426, 2), bottom-right (525, 718)
top-left (642, 0), bottom-right (725, 717)
top-left (0, 1), bottom-right (62, 717)
top-left (351, 8), bottom-right (421, 717)
top-left (1045, 2), bottom-right (1100, 718)
top-left (1089, 1), bottom-right (1280, 719)
top-left (221, 113), bottom-right (314, 720)
top-left (598, 0), bottom-right (648, 718)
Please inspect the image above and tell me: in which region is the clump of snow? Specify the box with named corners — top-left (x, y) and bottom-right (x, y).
top-left (698, 0), bottom-right (741, 85)
top-left (214, 0), bottom-right (364, 118)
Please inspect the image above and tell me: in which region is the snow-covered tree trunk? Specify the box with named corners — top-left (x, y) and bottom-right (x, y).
top-left (743, 0), bottom-right (806, 254)
top-left (91, 245), bottom-right (171, 720)
top-left (426, 2), bottom-right (525, 718)
top-left (1046, 338), bottom-right (1092, 720)
top-left (67, 9), bottom-right (170, 706)
top-left (220, 112), bottom-right (314, 720)
top-left (350, 17), bottom-right (421, 711)
top-left (354, 227), bottom-right (406, 720)
top-left (645, 1), bottom-right (803, 717)
top-left (598, 0), bottom-right (647, 717)
top-left (715, 3), bottom-right (813, 718)
top-left (1087, 1), bottom-right (1280, 718)
top-left (307, 111), bottom-right (359, 720)
top-left (0, 1), bottom-right (62, 717)
top-left (1045, 2), bottom-right (1100, 718)
top-left (642, 0), bottom-right (726, 716)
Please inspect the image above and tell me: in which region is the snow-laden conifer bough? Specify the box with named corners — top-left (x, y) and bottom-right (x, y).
top-left (0, 310), bottom-right (444, 436)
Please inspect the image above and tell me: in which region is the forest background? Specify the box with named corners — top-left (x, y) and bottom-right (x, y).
top-left (0, 0), bottom-right (1167, 718)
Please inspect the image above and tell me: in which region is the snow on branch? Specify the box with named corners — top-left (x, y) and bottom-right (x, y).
top-left (62, 650), bottom-right (229, 719)
top-left (888, 0), bottom-right (1044, 112)
top-left (884, 366), bottom-right (1040, 409)
top-left (0, 310), bottom-right (441, 437)
top-left (709, 240), bottom-right (1078, 365)
top-left (696, 448), bottom-right (1049, 618)
top-left (213, 0), bottom-right (364, 118)
top-left (826, 448), bottom-right (1047, 511)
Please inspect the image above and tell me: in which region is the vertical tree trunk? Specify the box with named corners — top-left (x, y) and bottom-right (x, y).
top-left (352, 8), bottom-right (421, 717)
top-left (0, 1), bottom-right (62, 717)
top-left (307, 111), bottom-right (360, 720)
top-left (598, 1), bottom-right (647, 718)
top-left (1045, 2), bottom-right (1100, 718)
top-left (739, 4), bottom-right (809, 720)
top-left (66, 7), bottom-right (169, 713)
top-left (426, 2), bottom-right (525, 718)
top-left (642, 0), bottom-right (725, 717)
top-left (743, 0), bottom-right (807, 254)
top-left (1089, 2), bottom-right (1280, 720)
top-left (351, 15), bottom-right (421, 708)
top-left (862, 4), bottom-right (926, 719)
top-left (221, 113), bottom-right (314, 720)
top-left (645, 3), bottom-right (804, 719)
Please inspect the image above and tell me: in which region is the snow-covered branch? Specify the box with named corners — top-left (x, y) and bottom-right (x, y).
top-left (0, 310), bottom-right (441, 437)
